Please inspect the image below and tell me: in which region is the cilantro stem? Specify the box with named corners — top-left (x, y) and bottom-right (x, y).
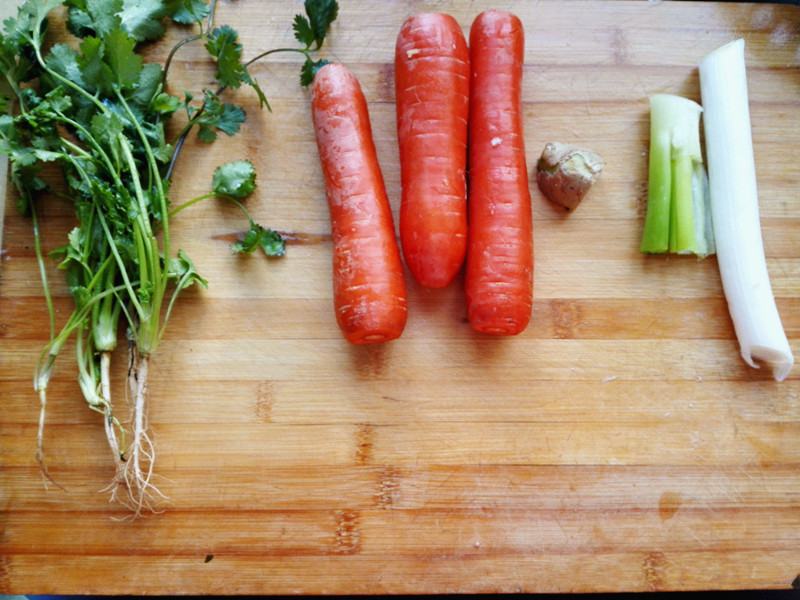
top-left (168, 192), bottom-right (215, 217)
top-left (30, 201), bottom-right (56, 340)
top-left (244, 47), bottom-right (310, 67)
top-left (162, 34), bottom-right (205, 84)
top-left (30, 43), bottom-right (109, 118)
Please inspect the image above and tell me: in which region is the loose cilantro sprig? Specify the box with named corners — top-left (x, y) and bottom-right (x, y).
top-left (170, 160), bottom-right (285, 257)
top-left (247, 0), bottom-right (338, 87)
top-left (0, 0), bottom-right (336, 514)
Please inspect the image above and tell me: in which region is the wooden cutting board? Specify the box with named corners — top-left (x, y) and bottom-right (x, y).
top-left (1, 0), bottom-right (799, 594)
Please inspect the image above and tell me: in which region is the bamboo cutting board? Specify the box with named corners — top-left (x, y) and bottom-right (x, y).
top-left (1, 0), bottom-right (799, 594)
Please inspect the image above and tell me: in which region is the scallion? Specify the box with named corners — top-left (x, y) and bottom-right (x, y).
top-left (640, 93), bottom-right (715, 258)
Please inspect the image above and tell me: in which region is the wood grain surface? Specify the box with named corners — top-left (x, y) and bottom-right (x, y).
top-left (1, 0), bottom-right (799, 594)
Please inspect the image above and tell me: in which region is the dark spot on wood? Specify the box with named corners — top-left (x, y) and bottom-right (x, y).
top-left (212, 230), bottom-right (331, 246)
top-left (204, 554), bottom-right (214, 563)
top-left (375, 465), bottom-right (401, 509)
top-left (612, 28), bottom-right (630, 65)
top-left (634, 180), bottom-right (649, 217)
top-left (256, 380), bottom-right (275, 422)
top-left (658, 491), bottom-right (682, 521)
top-left (332, 510), bottom-right (360, 555)
top-left (376, 62), bottom-right (396, 102)
top-left (352, 343), bottom-right (387, 379)
top-left (642, 551), bottom-right (667, 591)
top-left (355, 423), bottom-right (373, 465)
top-left (550, 299), bottom-right (581, 339)
top-left (0, 556), bottom-right (10, 591)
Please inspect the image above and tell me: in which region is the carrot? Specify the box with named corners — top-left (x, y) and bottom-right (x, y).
top-left (464, 10), bottom-right (533, 336)
top-left (394, 13), bottom-right (470, 288)
top-left (311, 63), bottom-right (408, 344)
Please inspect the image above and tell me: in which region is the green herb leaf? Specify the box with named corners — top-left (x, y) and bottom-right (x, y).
top-left (212, 160), bottom-right (256, 199)
top-left (103, 27), bottom-right (143, 88)
top-left (77, 36), bottom-right (113, 93)
top-left (232, 221), bottom-right (285, 257)
top-left (293, 14), bottom-right (314, 48)
top-left (119, 0), bottom-right (167, 42)
top-left (152, 92), bottom-right (180, 114)
top-left (85, 0), bottom-right (124, 39)
top-left (304, 0), bottom-right (338, 49)
top-left (204, 25), bottom-right (246, 89)
top-left (193, 90), bottom-right (245, 141)
top-left (130, 62), bottom-right (164, 108)
top-left (203, 24), bottom-right (267, 107)
top-left (164, 0), bottom-right (210, 25)
top-left (45, 43), bottom-right (85, 86)
top-left (167, 249), bottom-right (208, 290)
top-left (301, 57), bottom-right (329, 87)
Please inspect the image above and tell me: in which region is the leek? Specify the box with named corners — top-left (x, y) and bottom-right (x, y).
top-left (641, 94), bottom-right (715, 258)
top-left (699, 38), bottom-right (794, 382)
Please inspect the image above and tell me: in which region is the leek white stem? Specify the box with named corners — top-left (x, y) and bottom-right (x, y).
top-left (699, 38), bottom-right (794, 382)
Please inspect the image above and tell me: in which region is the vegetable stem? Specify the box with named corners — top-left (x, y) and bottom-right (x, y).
top-left (699, 38), bottom-right (794, 381)
top-left (640, 94), bottom-right (714, 258)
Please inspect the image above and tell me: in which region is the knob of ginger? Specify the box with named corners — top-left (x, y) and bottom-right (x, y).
top-left (536, 143), bottom-right (605, 211)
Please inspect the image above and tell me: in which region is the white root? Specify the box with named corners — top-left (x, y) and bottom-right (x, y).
top-left (99, 351), bottom-right (125, 482)
top-left (35, 387), bottom-right (65, 491)
top-left (107, 345), bottom-right (166, 517)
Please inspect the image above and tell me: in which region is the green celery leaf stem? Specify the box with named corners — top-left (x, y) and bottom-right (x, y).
top-left (670, 152), bottom-right (698, 254)
top-left (640, 127), bottom-right (672, 254)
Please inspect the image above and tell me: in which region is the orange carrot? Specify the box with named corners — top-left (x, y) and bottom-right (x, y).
top-left (394, 13), bottom-right (470, 288)
top-left (311, 63), bottom-right (408, 344)
top-left (464, 10), bottom-right (533, 336)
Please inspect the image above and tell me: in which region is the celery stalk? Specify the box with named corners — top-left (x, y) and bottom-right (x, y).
top-left (640, 94), bottom-right (715, 258)
top-left (699, 39), bottom-right (794, 381)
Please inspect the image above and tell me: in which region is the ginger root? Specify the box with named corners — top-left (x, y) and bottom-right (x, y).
top-left (536, 143), bottom-right (605, 211)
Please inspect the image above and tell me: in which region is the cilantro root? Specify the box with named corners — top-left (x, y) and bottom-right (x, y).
top-left (0, 0), bottom-right (337, 516)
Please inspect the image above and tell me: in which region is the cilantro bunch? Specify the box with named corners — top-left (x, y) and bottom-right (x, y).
top-left (0, 0), bottom-right (337, 514)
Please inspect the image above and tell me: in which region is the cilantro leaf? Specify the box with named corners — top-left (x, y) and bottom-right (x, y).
top-left (293, 14), bottom-right (314, 48)
top-left (167, 249), bottom-right (208, 290)
top-left (45, 44), bottom-right (85, 87)
top-left (204, 25), bottom-right (245, 89)
top-left (76, 36), bottom-right (112, 93)
top-left (90, 111), bottom-right (125, 159)
top-left (212, 160), bottom-right (256, 199)
top-left (103, 28), bottom-right (143, 88)
top-left (301, 57), bottom-right (328, 87)
top-left (130, 62), bottom-right (164, 108)
top-left (152, 92), bottom-right (180, 114)
top-left (304, 0), bottom-right (338, 49)
top-left (164, 0), bottom-right (210, 25)
top-left (232, 221), bottom-right (285, 257)
top-left (192, 90), bottom-right (245, 142)
top-left (119, 0), bottom-right (167, 42)
top-left (195, 124), bottom-right (215, 143)
top-left (86, 0), bottom-right (124, 38)
top-left (201, 25), bottom-right (268, 107)
top-left (65, 5), bottom-right (95, 38)
top-left (0, 2), bottom-right (43, 83)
